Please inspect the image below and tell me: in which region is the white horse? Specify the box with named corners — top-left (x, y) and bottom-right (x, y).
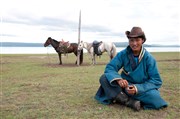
top-left (78, 41), bottom-right (117, 65)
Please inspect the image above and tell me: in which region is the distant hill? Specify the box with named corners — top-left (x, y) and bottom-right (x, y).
top-left (0, 42), bottom-right (179, 47)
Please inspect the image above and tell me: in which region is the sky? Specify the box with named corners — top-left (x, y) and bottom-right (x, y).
top-left (0, 0), bottom-right (179, 45)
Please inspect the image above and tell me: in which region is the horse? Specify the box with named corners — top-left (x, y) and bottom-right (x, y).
top-left (78, 41), bottom-right (117, 65)
top-left (44, 37), bottom-right (83, 65)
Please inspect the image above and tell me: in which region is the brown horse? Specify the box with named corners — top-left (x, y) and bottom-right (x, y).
top-left (44, 37), bottom-right (83, 65)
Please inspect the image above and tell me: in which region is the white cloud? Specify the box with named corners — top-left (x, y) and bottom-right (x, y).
top-left (0, 0), bottom-right (179, 45)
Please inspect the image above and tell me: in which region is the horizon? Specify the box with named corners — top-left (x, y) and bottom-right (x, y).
top-left (1, 41), bottom-right (180, 47)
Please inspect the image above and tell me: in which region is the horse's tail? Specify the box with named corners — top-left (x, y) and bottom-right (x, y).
top-left (111, 44), bottom-right (117, 58)
top-left (80, 49), bottom-right (83, 64)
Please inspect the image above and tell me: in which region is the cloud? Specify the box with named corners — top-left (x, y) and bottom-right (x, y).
top-left (1, 0), bottom-right (179, 45)
top-left (2, 34), bottom-right (18, 37)
top-left (3, 13), bottom-right (125, 39)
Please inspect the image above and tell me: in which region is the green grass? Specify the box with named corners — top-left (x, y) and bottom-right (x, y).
top-left (1, 52), bottom-right (180, 119)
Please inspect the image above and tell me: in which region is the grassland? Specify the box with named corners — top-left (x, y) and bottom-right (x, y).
top-left (1, 52), bottom-right (180, 119)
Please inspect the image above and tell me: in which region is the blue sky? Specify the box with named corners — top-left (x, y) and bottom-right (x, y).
top-left (0, 0), bottom-right (179, 45)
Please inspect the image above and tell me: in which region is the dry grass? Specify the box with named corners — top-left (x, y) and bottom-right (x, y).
top-left (1, 52), bottom-right (180, 119)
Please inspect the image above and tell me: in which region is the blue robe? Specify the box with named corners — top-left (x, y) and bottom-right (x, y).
top-left (95, 46), bottom-right (168, 109)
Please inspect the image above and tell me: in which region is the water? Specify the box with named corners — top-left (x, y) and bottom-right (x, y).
top-left (117, 47), bottom-right (180, 52)
top-left (0, 46), bottom-right (179, 54)
top-left (0, 47), bottom-right (56, 54)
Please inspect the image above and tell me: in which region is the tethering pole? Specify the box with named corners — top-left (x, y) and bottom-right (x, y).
top-left (77, 10), bottom-right (81, 66)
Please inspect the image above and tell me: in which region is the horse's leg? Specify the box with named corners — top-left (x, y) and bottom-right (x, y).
top-left (110, 53), bottom-right (113, 59)
top-left (76, 49), bottom-right (83, 65)
top-left (58, 53), bottom-right (62, 65)
top-left (94, 54), bottom-right (97, 64)
top-left (93, 53), bottom-right (96, 65)
top-left (110, 48), bottom-right (115, 59)
top-left (107, 51), bottom-right (112, 60)
top-left (90, 53), bottom-right (94, 65)
top-left (80, 49), bottom-right (83, 64)
top-left (74, 51), bottom-right (77, 64)
top-left (90, 48), bottom-right (96, 65)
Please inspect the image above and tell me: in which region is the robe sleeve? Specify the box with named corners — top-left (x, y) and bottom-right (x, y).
top-left (134, 56), bottom-right (162, 94)
top-left (104, 52), bottom-right (124, 85)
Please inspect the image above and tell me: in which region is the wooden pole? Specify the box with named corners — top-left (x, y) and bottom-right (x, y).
top-left (77, 10), bottom-right (81, 66)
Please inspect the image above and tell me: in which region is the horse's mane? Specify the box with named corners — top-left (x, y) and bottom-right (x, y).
top-left (48, 37), bottom-right (59, 43)
top-left (52, 39), bottom-right (59, 43)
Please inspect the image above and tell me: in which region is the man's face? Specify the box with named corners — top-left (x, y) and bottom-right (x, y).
top-left (129, 37), bottom-right (144, 52)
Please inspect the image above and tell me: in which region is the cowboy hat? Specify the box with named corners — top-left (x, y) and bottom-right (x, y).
top-left (125, 27), bottom-right (146, 42)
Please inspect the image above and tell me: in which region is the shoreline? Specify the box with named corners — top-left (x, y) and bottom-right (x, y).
top-left (1, 47), bottom-right (179, 54)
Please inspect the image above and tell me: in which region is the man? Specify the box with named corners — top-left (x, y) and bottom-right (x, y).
top-left (94, 27), bottom-right (168, 111)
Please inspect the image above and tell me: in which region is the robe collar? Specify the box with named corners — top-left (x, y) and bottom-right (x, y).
top-left (126, 45), bottom-right (145, 70)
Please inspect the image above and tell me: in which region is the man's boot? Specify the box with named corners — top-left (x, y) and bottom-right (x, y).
top-left (114, 91), bottom-right (129, 104)
top-left (125, 98), bottom-right (141, 111)
top-left (115, 91), bottom-right (141, 111)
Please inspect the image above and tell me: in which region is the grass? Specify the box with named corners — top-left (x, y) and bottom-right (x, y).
top-left (1, 52), bottom-right (180, 119)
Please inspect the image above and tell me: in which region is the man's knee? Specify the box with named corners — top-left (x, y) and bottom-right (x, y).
top-left (99, 74), bottom-right (108, 85)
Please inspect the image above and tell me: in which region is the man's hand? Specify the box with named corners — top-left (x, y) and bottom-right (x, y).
top-left (126, 85), bottom-right (136, 95)
top-left (117, 79), bottom-right (128, 88)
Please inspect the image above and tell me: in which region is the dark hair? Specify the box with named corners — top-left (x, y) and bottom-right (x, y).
top-left (138, 36), bottom-right (144, 39)
top-left (128, 36), bottom-right (143, 39)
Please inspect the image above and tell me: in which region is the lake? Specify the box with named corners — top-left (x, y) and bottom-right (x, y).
top-left (0, 47), bottom-right (179, 54)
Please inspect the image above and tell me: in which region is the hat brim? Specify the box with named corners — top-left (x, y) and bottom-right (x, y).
top-left (125, 31), bottom-right (146, 42)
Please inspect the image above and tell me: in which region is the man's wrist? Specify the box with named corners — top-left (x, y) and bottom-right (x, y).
top-left (133, 85), bottom-right (138, 94)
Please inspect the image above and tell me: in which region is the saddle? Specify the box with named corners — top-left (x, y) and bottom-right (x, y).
top-left (59, 39), bottom-right (70, 54)
top-left (92, 40), bottom-right (102, 56)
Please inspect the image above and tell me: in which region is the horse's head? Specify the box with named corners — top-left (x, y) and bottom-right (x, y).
top-left (44, 37), bottom-right (52, 47)
top-left (78, 41), bottom-right (84, 50)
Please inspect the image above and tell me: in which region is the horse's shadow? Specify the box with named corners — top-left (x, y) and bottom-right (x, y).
top-left (43, 62), bottom-right (107, 68)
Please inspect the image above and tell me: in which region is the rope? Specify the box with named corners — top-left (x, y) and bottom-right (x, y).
top-left (46, 47), bottom-right (51, 64)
